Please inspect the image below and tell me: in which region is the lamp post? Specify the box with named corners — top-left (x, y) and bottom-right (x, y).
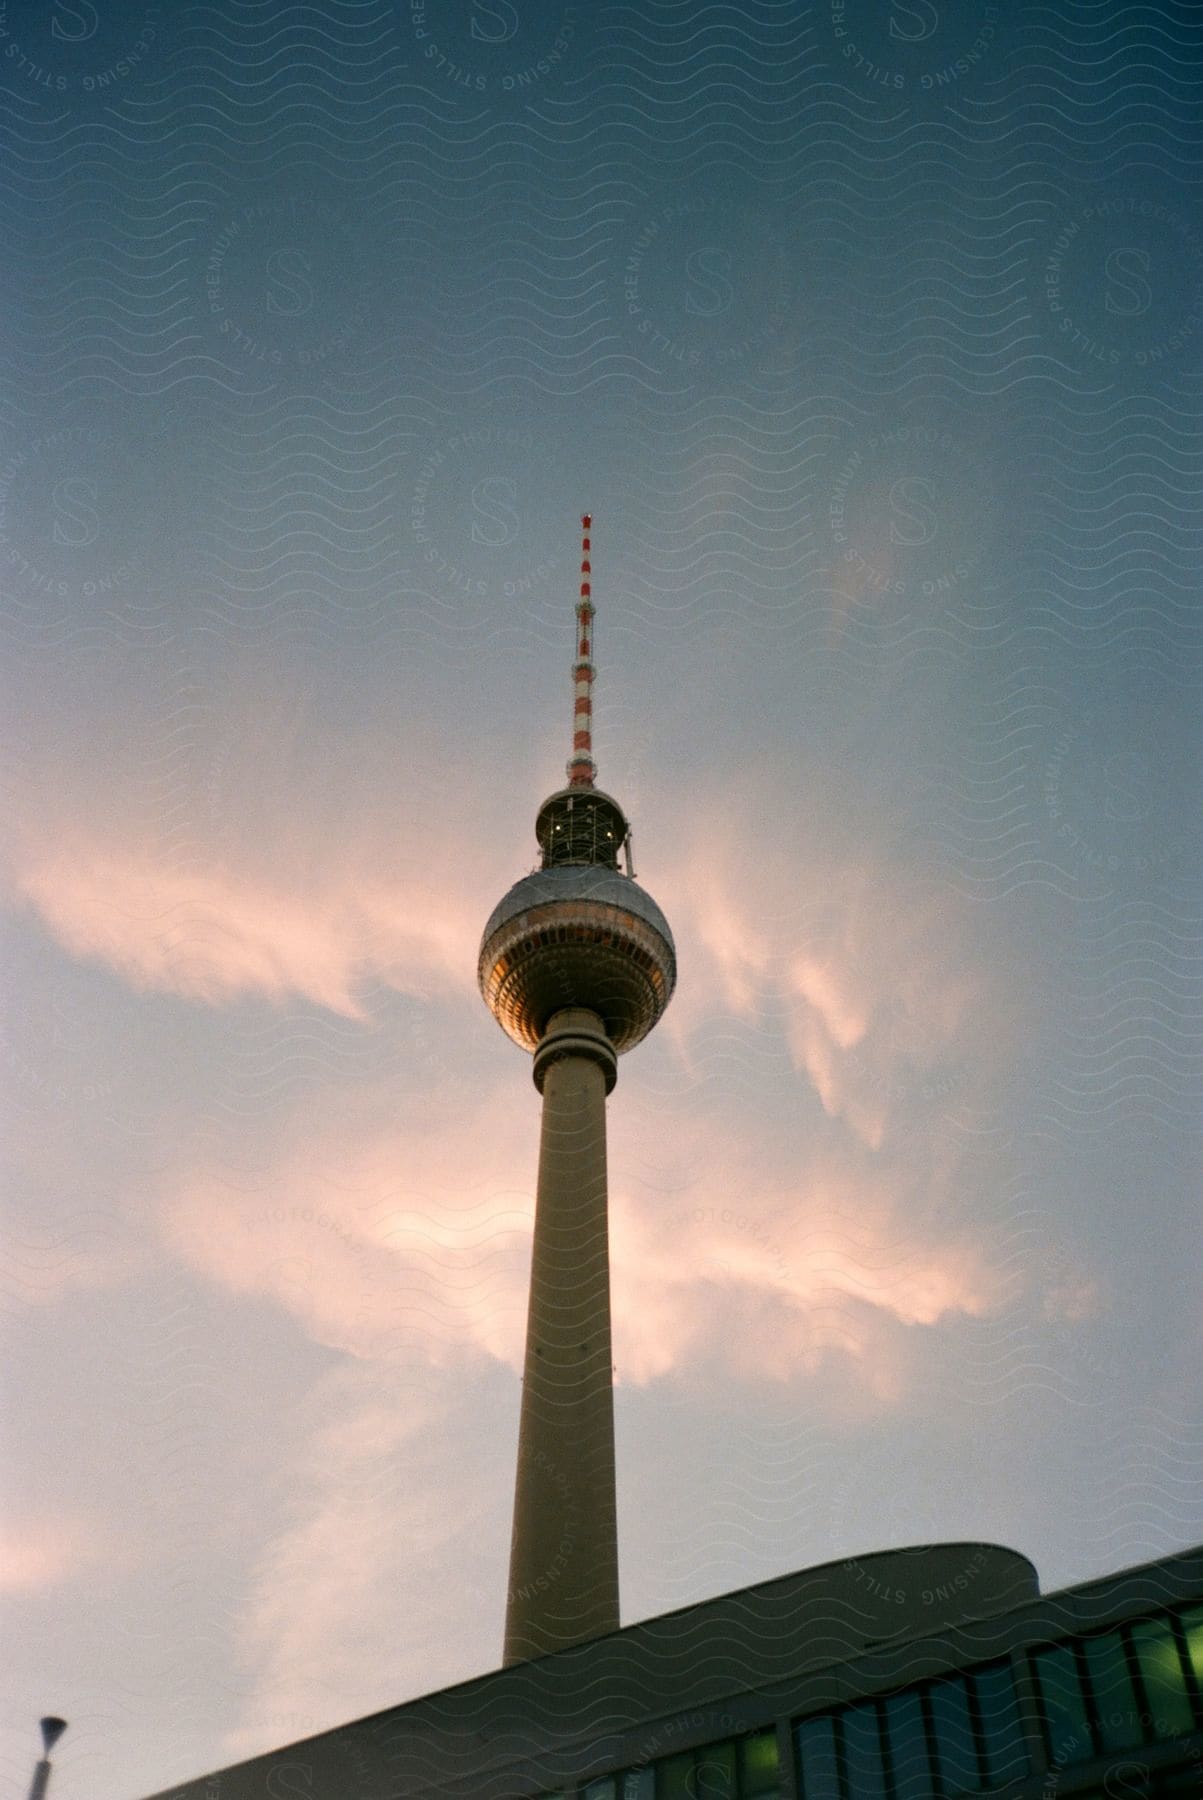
top-left (26, 1718), bottom-right (68, 1800)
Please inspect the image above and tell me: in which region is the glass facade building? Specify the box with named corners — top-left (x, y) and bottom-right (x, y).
top-left (532, 1602), bottom-right (1203, 1800)
top-left (144, 1545), bottom-right (1203, 1800)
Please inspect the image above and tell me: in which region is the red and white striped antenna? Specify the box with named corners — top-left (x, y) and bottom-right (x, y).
top-left (566, 512), bottom-right (597, 788)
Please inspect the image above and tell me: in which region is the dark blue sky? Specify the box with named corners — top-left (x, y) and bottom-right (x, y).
top-left (1, 2), bottom-right (1201, 1796)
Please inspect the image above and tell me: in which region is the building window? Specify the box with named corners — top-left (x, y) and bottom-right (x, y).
top-left (580, 1729), bottom-right (780, 1800)
top-left (796, 1712), bottom-right (841, 1800)
top-left (1033, 1643), bottom-right (1091, 1765)
top-left (741, 1730), bottom-right (781, 1798)
top-left (843, 1704), bottom-right (887, 1800)
top-left (1180, 1606), bottom-right (1203, 1689)
top-left (657, 1752), bottom-right (696, 1799)
top-left (693, 1740), bottom-right (738, 1799)
top-left (1130, 1618), bottom-right (1195, 1739)
top-left (795, 1660), bottom-right (1028, 1800)
top-left (1030, 1606), bottom-right (1203, 1770)
top-left (1081, 1632), bottom-right (1143, 1751)
top-left (973, 1659), bottom-right (1027, 1785)
top-left (883, 1690), bottom-right (932, 1800)
top-left (929, 1676), bottom-right (978, 1794)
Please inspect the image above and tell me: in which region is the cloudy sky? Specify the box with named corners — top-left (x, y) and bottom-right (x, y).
top-left (1, 1), bottom-right (1201, 1796)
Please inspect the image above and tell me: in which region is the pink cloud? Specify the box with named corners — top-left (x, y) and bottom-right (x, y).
top-left (156, 1067), bottom-right (1010, 1406)
top-left (4, 673), bottom-right (1019, 1172)
top-left (0, 1515), bottom-right (93, 1593)
top-left (607, 1121), bottom-right (1007, 1389)
top-left (2, 680), bottom-right (512, 1016)
top-left (158, 1077), bottom-right (536, 1367)
top-left (13, 851), bottom-right (477, 1018)
top-left (653, 772), bottom-right (1018, 1152)
top-left (6, 694), bottom-right (1028, 1400)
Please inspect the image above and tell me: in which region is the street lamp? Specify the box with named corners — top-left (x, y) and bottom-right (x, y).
top-left (26, 1718), bottom-right (68, 1800)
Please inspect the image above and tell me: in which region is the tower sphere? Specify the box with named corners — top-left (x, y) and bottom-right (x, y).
top-left (478, 856), bottom-right (676, 1059)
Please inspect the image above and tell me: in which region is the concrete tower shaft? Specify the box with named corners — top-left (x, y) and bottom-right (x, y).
top-left (505, 1007), bottom-right (618, 1665)
top-left (479, 515), bottom-right (675, 1665)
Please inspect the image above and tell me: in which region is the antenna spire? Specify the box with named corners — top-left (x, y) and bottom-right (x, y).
top-left (567, 512), bottom-right (596, 787)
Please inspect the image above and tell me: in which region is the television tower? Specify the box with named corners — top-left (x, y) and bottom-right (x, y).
top-left (479, 514), bottom-right (676, 1666)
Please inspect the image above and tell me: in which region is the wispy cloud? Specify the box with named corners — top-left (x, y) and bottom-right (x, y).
top-left (608, 1120), bottom-right (1009, 1390)
top-left (3, 682), bottom-right (508, 1015)
top-left (156, 1061), bottom-right (1010, 1405)
top-left (10, 719), bottom-right (1028, 1399)
top-left (221, 1361), bottom-right (505, 1762)
top-left (657, 770), bottom-right (1020, 1151)
top-left (14, 850), bottom-right (476, 1017)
